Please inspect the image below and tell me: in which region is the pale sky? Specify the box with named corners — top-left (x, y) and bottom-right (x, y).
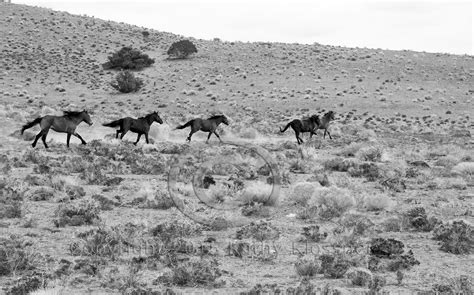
top-left (12, 0), bottom-right (474, 55)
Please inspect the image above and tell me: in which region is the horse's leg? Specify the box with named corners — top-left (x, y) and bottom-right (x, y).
top-left (134, 134), bottom-right (142, 145)
top-left (32, 130), bottom-right (43, 148)
top-left (187, 130), bottom-right (195, 142)
top-left (66, 133), bottom-right (72, 148)
top-left (41, 129), bottom-right (49, 149)
top-left (74, 132), bottom-right (87, 145)
top-left (327, 130), bottom-right (332, 140)
top-left (323, 129), bottom-right (327, 139)
top-left (206, 132), bottom-right (212, 143)
top-left (116, 130), bottom-right (121, 139)
top-left (120, 130), bottom-right (128, 140)
top-left (144, 133), bottom-right (149, 144)
top-left (213, 131), bottom-right (222, 142)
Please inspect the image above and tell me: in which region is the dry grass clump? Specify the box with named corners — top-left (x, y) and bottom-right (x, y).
top-left (363, 194), bottom-right (394, 211)
top-left (150, 220), bottom-right (202, 243)
top-left (294, 255), bottom-right (320, 277)
top-left (432, 275), bottom-right (473, 295)
top-left (69, 227), bottom-right (122, 259)
top-left (239, 181), bottom-right (277, 206)
top-left (54, 199), bottom-right (100, 227)
top-left (156, 258), bottom-right (224, 287)
top-left (312, 187), bottom-right (356, 220)
top-left (0, 187), bottom-right (23, 219)
top-left (451, 162), bottom-right (474, 176)
top-left (289, 181), bottom-right (319, 206)
top-left (236, 220), bottom-right (280, 241)
top-left (356, 146), bottom-right (383, 162)
top-left (0, 235), bottom-right (38, 276)
top-left (323, 157), bottom-right (358, 172)
top-left (336, 142), bottom-right (363, 157)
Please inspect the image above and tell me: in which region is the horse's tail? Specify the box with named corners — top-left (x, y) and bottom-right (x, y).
top-left (176, 119), bottom-right (193, 130)
top-left (280, 122), bottom-right (291, 133)
top-left (102, 119), bottom-right (122, 128)
top-left (21, 117), bottom-right (42, 134)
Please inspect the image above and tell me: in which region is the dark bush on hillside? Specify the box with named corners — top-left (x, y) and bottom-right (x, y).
top-left (433, 220), bottom-right (473, 254)
top-left (111, 70), bottom-right (144, 93)
top-left (103, 46), bottom-right (154, 70)
top-left (167, 40), bottom-right (197, 59)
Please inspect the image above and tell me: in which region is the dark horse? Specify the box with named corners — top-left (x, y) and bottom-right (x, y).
top-left (176, 115), bottom-right (229, 143)
top-left (314, 111), bottom-right (336, 139)
top-left (21, 110), bottom-right (93, 148)
top-left (102, 111), bottom-right (163, 145)
top-left (280, 114), bottom-right (320, 144)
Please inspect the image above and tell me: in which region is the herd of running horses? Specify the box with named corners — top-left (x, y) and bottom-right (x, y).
top-left (20, 110), bottom-right (336, 148)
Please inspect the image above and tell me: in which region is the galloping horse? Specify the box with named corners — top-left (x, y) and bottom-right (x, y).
top-left (176, 115), bottom-right (229, 143)
top-left (280, 114), bottom-right (320, 144)
top-left (102, 111), bottom-right (163, 145)
top-left (314, 111), bottom-right (336, 139)
top-left (21, 110), bottom-right (93, 148)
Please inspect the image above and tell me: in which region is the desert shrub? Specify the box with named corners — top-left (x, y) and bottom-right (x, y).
top-left (363, 194), bottom-right (392, 211)
top-left (347, 267), bottom-right (373, 287)
top-left (369, 238), bottom-right (419, 272)
top-left (111, 70), bottom-right (144, 93)
top-left (403, 207), bottom-right (440, 232)
top-left (432, 275), bottom-right (473, 295)
top-left (167, 40), bottom-right (197, 59)
top-left (156, 258), bottom-right (223, 287)
top-left (235, 220), bottom-right (280, 241)
top-left (103, 46), bottom-right (154, 70)
top-left (239, 181), bottom-right (276, 206)
top-left (339, 214), bottom-right (374, 236)
top-left (69, 227), bottom-right (122, 259)
top-left (313, 187), bottom-right (355, 220)
top-left (54, 200), bottom-right (100, 227)
top-left (451, 162), bottom-right (474, 176)
top-left (336, 142), bottom-right (363, 157)
top-left (0, 187), bottom-right (23, 219)
top-left (323, 157), bottom-right (357, 172)
top-left (289, 182), bottom-right (318, 206)
top-left (294, 255), bottom-right (320, 277)
top-left (318, 253), bottom-right (352, 279)
top-left (381, 217), bottom-right (403, 232)
top-left (150, 220), bottom-right (202, 243)
top-left (348, 162), bottom-right (381, 181)
top-left (299, 225), bottom-right (328, 242)
top-left (0, 236), bottom-right (37, 276)
top-left (5, 271), bottom-right (47, 295)
top-left (357, 146), bottom-right (383, 162)
top-left (432, 220), bottom-right (473, 254)
top-left (241, 202), bottom-right (270, 217)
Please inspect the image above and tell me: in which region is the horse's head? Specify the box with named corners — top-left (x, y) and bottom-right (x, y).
top-left (82, 110), bottom-right (93, 125)
top-left (221, 115), bottom-right (229, 125)
top-left (326, 111), bottom-right (335, 121)
top-left (152, 111), bottom-right (163, 124)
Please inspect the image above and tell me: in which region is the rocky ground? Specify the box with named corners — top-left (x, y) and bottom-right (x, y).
top-left (0, 3), bottom-right (473, 295)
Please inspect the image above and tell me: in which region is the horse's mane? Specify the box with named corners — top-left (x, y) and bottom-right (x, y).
top-left (208, 114), bottom-right (226, 120)
top-left (140, 112), bottom-right (157, 119)
top-left (63, 110), bottom-right (84, 117)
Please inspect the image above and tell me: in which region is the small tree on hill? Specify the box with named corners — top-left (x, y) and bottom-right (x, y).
top-left (110, 70), bottom-right (144, 93)
top-left (103, 46), bottom-right (154, 70)
top-left (167, 40), bottom-right (197, 59)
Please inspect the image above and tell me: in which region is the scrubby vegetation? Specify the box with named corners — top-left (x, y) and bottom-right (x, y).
top-left (110, 70), bottom-right (144, 93)
top-left (167, 39), bottom-right (197, 59)
top-left (103, 46), bottom-right (154, 70)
